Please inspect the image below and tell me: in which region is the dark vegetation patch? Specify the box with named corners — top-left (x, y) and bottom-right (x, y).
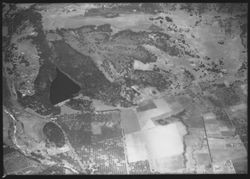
top-left (134, 46), bottom-right (158, 63)
top-left (58, 25), bottom-right (96, 34)
top-left (149, 16), bottom-right (163, 21)
top-left (5, 7), bottom-right (61, 116)
top-left (96, 24), bottom-right (113, 33)
top-left (217, 3), bottom-right (244, 14)
top-left (107, 56), bottom-right (132, 74)
top-left (240, 23), bottom-right (247, 36)
top-left (213, 108), bottom-right (232, 126)
top-left (111, 29), bottom-right (149, 44)
top-left (230, 81), bottom-right (247, 103)
top-left (111, 29), bottom-right (180, 59)
top-left (30, 152), bottom-right (45, 160)
top-left (206, 96), bottom-right (223, 108)
top-left (52, 40), bottom-right (111, 97)
top-left (58, 112), bottom-right (123, 150)
top-left (155, 119), bottom-right (170, 126)
top-left (237, 60), bottom-right (247, 75)
top-left (65, 98), bottom-right (93, 111)
top-left (231, 113), bottom-right (247, 150)
top-left (3, 146), bottom-right (17, 155)
top-left (43, 122), bottom-right (65, 148)
top-left (57, 113), bottom-right (92, 149)
top-left (212, 84), bottom-right (241, 107)
top-left (182, 69), bottom-right (195, 88)
top-left (4, 44), bottom-right (17, 64)
top-left (95, 83), bottom-right (125, 106)
top-left (132, 70), bottom-right (172, 92)
top-left (9, 6), bottom-right (52, 63)
top-left (232, 158), bottom-right (248, 174)
top-left (16, 59), bottom-right (60, 116)
top-left (165, 16), bottom-right (173, 22)
top-left (171, 109), bottom-right (187, 119)
top-left (152, 32), bottom-right (181, 57)
top-left (17, 91), bottom-right (61, 116)
top-left (52, 40), bottom-right (130, 106)
top-left (2, 75), bottom-right (13, 109)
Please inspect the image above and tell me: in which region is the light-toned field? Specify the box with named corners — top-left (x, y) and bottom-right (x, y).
top-left (149, 154), bottom-right (185, 173)
top-left (92, 99), bottom-right (118, 111)
top-left (59, 105), bottom-right (81, 115)
top-left (42, 13), bottom-right (153, 32)
top-left (125, 122), bottom-right (187, 164)
top-left (133, 60), bottom-right (153, 71)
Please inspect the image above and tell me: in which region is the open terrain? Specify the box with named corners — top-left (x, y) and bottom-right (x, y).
top-left (2, 3), bottom-right (247, 174)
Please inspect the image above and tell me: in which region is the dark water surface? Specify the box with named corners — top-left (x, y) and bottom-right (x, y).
top-left (49, 68), bottom-right (81, 105)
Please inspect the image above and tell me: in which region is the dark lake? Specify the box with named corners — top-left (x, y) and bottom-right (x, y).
top-left (49, 68), bottom-right (81, 105)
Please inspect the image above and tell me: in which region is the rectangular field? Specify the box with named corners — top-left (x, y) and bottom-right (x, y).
top-left (121, 109), bottom-right (141, 134)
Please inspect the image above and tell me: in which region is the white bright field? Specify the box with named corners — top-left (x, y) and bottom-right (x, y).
top-left (125, 122), bottom-right (187, 163)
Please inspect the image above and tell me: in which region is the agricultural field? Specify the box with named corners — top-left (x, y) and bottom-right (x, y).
top-left (2, 3), bottom-right (247, 175)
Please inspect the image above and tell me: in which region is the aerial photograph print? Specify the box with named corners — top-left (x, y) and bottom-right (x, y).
top-left (2, 2), bottom-right (248, 175)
